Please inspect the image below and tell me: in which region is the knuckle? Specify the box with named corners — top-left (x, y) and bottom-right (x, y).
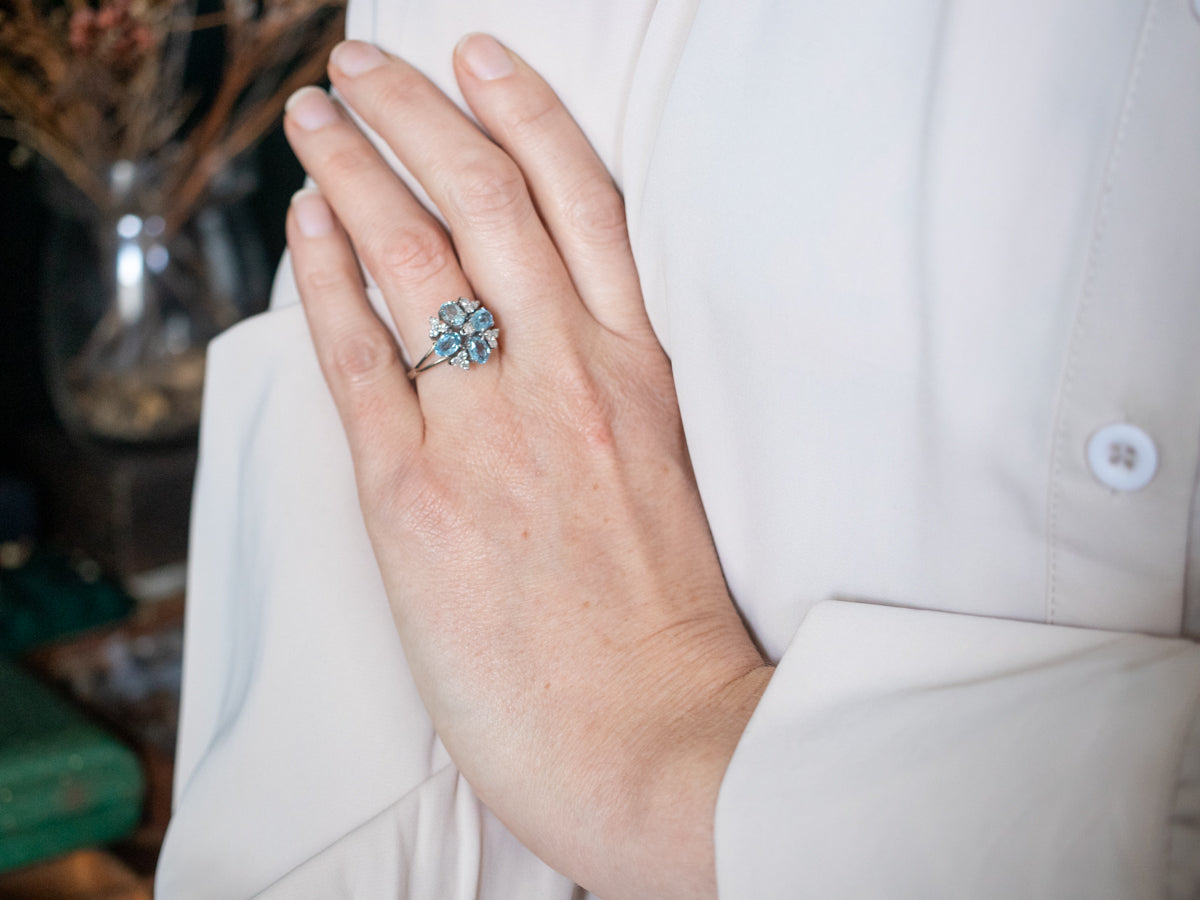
top-left (323, 144), bottom-right (374, 181)
top-left (562, 180), bottom-right (628, 247)
top-left (554, 364), bottom-right (616, 450)
top-left (381, 471), bottom-right (460, 540)
top-left (504, 95), bottom-right (560, 142)
top-left (371, 225), bottom-right (451, 287)
top-left (450, 156), bottom-right (531, 226)
top-left (370, 75), bottom-right (426, 122)
top-left (299, 264), bottom-right (347, 296)
top-left (328, 328), bottom-right (399, 386)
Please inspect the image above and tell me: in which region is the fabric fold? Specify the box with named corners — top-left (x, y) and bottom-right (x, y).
top-left (716, 600), bottom-right (1200, 899)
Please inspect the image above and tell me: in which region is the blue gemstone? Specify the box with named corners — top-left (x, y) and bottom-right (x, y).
top-left (434, 332), bottom-right (462, 357)
top-left (469, 308), bottom-right (494, 332)
top-left (439, 302), bottom-right (466, 327)
top-left (466, 335), bottom-right (490, 365)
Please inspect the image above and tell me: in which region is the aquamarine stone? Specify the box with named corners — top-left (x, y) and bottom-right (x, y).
top-left (439, 301), bottom-right (466, 327)
top-left (469, 308), bottom-right (494, 332)
top-left (434, 332), bottom-right (462, 357)
top-left (465, 335), bottom-right (490, 365)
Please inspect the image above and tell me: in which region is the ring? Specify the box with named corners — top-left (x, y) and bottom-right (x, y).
top-left (408, 298), bottom-right (500, 379)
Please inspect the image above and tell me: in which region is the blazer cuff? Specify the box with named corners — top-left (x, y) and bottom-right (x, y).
top-left (716, 600), bottom-right (1200, 899)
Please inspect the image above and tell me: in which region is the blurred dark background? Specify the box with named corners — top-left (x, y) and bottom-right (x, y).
top-left (0, 125), bottom-right (303, 452)
top-left (0, 120), bottom-right (304, 894)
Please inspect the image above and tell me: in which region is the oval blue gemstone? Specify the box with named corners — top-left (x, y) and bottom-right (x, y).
top-left (469, 308), bottom-right (494, 332)
top-left (466, 335), bottom-right (490, 365)
top-left (434, 332), bottom-right (462, 357)
top-left (439, 302), bottom-right (466, 327)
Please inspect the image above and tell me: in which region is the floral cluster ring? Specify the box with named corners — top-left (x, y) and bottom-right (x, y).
top-left (408, 298), bottom-right (500, 379)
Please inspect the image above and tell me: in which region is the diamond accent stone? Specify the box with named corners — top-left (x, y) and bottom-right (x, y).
top-left (434, 332), bottom-right (462, 357)
top-left (459, 297), bottom-right (480, 313)
top-left (451, 351), bottom-right (470, 370)
top-left (484, 329), bottom-right (499, 349)
top-left (439, 301), bottom-right (466, 327)
top-left (429, 317), bottom-right (448, 338)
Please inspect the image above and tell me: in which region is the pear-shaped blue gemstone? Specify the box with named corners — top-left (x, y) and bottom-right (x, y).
top-left (466, 335), bottom-right (490, 365)
top-left (469, 308), bottom-right (494, 332)
top-left (434, 332), bottom-right (462, 357)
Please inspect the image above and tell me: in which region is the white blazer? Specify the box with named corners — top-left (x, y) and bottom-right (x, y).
top-left (157, 1), bottom-right (1200, 897)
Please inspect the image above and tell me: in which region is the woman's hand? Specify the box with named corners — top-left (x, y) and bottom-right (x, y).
top-left (282, 35), bottom-right (771, 900)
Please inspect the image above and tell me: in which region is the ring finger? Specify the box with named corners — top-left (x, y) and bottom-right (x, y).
top-left (324, 43), bottom-right (589, 372)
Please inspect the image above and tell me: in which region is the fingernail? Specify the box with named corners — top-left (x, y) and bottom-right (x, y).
top-left (331, 40), bottom-right (386, 77)
top-left (285, 86), bottom-right (339, 131)
top-left (457, 33), bottom-right (514, 81)
top-left (292, 188), bottom-right (333, 237)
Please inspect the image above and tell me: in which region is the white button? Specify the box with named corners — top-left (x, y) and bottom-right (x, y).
top-left (1086, 423), bottom-right (1158, 492)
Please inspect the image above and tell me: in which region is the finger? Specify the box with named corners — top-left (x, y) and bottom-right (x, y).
top-left (453, 34), bottom-right (649, 341)
top-left (282, 86), bottom-right (478, 390)
top-left (286, 187), bottom-right (423, 488)
top-left (326, 42), bottom-right (587, 361)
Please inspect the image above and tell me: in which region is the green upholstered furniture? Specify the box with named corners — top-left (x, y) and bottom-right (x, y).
top-left (0, 655), bottom-right (144, 872)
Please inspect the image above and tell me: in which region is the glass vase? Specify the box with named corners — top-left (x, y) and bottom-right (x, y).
top-left (38, 159), bottom-right (271, 444)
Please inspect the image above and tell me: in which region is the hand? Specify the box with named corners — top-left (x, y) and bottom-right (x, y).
top-left (282, 35), bottom-right (772, 900)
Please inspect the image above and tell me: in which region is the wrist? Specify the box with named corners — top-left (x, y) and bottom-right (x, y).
top-left (588, 659), bottom-right (774, 900)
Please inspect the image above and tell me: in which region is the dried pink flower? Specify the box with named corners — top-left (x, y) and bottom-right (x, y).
top-left (0, 0), bottom-right (345, 224)
top-left (65, 0), bottom-right (154, 76)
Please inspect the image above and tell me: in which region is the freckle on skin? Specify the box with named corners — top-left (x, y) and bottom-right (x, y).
top-left (522, 529), bottom-right (529, 539)
top-left (543, 682), bottom-right (551, 690)
top-left (582, 600), bottom-right (590, 608)
top-left (592, 483), bottom-right (599, 491)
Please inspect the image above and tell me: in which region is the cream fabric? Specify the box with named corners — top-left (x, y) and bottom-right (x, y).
top-left (156, 1), bottom-right (1200, 897)
top-left (718, 602), bottom-right (1200, 899)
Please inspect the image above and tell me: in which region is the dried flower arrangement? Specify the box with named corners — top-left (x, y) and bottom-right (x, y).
top-left (0, 0), bottom-right (345, 229)
top-left (0, 0), bottom-right (344, 443)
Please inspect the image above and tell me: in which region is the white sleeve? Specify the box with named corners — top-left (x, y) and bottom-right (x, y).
top-left (715, 600), bottom-right (1200, 900)
top-left (253, 765), bottom-right (575, 900)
